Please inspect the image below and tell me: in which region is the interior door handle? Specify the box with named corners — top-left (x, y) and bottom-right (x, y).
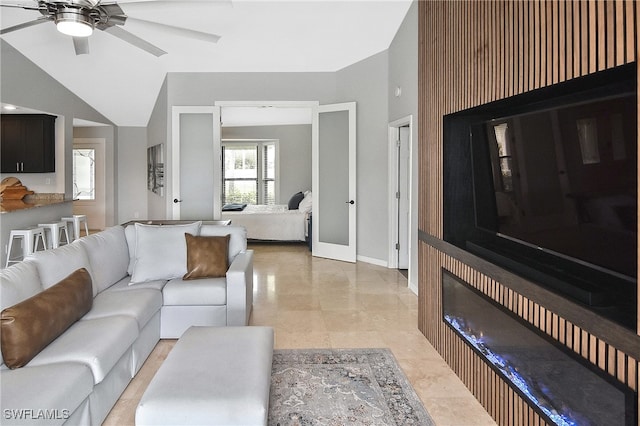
top-left (346, 200), bottom-right (355, 205)
top-left (173, 198), bottom-right (182, 203)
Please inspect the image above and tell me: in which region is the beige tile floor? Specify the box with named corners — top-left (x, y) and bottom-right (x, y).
top-left (104, 243), bottom-right (496, 425)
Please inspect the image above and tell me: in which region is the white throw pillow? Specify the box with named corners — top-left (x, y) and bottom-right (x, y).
top-left (298, 191), bottom-right (312, 213)
top-left (130, 222), bottom-right (202, 284)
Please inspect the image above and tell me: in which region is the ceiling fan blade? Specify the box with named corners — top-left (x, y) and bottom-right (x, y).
top-left (0, 16), bottom-right (50, 35)
top-left (124, 17), bottom-right (220, 43)
top-left (73, 37), bottom-right (90, 55)
top-left (0, 0), bottom-right (40, 10)
top-left (0, 2), bottom-right (39, 10)
top-left (116, 0), bottom-right (231, 7)
top-left (103, 25), bottom-right (167, 56)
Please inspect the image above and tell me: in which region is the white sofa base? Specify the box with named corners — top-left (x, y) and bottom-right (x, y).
top-left (160, 305), bottom-right (227, 338)
top-left (132, 312), bottom-right (161, 375)
top-left (88, 351), bottom-right (132, 425)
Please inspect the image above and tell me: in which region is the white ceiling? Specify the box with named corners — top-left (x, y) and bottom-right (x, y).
top-left (0, 0), bottom-right (412, 127)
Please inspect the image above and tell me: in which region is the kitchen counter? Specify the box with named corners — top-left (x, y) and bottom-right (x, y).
top-left (1, 197), bottom-right (73, 213)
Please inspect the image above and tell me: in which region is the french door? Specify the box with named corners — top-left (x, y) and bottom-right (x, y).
top-left (170, 101), bottom-right (357, 265)
top-left (312, 102), bottom-right (357, 263)
top-left (171, 106), bottom-right (221, 220)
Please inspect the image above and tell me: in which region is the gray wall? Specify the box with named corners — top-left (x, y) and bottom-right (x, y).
top-left (388, 1), bottom-right (418, 290)
top-left (1, 3), bottom-right (419, 267)
top-left (146, 78), bottom-right (169, 219)
top-left (222, 124), bottom-right (312, 204)
top-left (140, 4), bottom-right (418, 265)
top-left (336, 50), bottom-right (390, 263)
top-left (0, 40), bottom-right (113, 199)
top-left (116, 127), bottom-right (148, 224)
top-left (389, 1), bottom-right (418, 124)
top-left (144, 72), bottom-right (337, 220)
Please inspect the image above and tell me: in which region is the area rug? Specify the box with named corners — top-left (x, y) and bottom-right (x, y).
top-left (269, 348), bottom-right (435, 426)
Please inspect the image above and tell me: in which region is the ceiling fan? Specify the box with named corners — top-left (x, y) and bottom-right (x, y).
top-left (0, 0), bottom-right (224, 56)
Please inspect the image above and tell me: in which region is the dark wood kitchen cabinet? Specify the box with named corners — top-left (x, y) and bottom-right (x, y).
top-left (1, 114), bottom-right (56, 173)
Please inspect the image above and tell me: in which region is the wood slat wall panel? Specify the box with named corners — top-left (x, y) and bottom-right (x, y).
top-left (417, 1), bottom-right (639, 424)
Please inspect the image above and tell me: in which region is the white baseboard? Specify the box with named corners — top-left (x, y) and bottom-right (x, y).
top-left (356, 255), bottom-right (387, 268)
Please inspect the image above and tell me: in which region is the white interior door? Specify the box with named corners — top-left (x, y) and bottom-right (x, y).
top-left (312, 102), bottom-right (356, 262)
top-left (171, 106), bottom-right (221, 220)
top-left (72, 138), bottom-right (105, 230)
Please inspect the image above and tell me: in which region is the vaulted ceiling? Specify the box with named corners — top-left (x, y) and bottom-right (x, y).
top-left (0, 0), bottom-right (413, 126)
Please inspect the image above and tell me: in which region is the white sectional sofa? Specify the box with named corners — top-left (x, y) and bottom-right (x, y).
top-left (0, 222), bottom-right (253, 426)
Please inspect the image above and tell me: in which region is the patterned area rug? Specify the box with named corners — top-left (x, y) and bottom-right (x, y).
top-left (269, 348), bottom-right (435, 426)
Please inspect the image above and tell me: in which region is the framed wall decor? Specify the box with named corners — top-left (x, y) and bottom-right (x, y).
top-left (147, 144), bottom-right (164, 196)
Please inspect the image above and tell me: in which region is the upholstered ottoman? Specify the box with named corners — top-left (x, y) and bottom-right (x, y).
top-left (135, 326), bottom-right (274, 426)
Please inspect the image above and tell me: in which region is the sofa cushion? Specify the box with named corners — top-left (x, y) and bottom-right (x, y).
top-left (1, 362), bottom-right (93, 426)
top-left (0, 260), bottom-right (43, 311)
top-left (82, 288), bottom-right (162, 330)
top-left (130, 221), bottom-right (202, 284)
top-left (183, 233), bottom-right (229, 280)
top-left (199, 225), bottom-right (247, 264)
top-left (29, 241), bottom-right (96, 296)
top-left (1, 268), bottom-right (93, 369)
top-left (162, 278), bottom-right (227, 306)
top-left (77, 226), bottom-right (129, 293)
top-left (27, 315), bottom-right (138, 384)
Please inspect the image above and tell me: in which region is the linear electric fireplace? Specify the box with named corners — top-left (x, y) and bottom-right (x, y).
top-left (442, 270), bottom-right (636, 426)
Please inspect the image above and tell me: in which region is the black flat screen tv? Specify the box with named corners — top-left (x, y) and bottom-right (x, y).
top-left (443, 62), bottom-right (637, 330)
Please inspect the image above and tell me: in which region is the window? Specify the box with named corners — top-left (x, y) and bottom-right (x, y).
top-left (73, 148), bottom-right (95, 200)
top-left (222, 141), bottom-right (277, 205)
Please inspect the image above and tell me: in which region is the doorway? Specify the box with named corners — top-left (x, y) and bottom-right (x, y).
top-left (171, 101), bottom-right (357, 263)
top-left (387, 116), bottom-right (413, 284)
top-left (72, 138), bottom-right (106, 231)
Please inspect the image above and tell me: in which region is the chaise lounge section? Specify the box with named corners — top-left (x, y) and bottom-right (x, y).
top-left (0, 222), bottom-right (254, 426)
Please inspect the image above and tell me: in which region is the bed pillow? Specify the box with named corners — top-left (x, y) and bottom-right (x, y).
top-left (130, 221), bottom-right (202, 283)
top-left (1, 268), bottom-right (93, 369)
top-left (183, 233), bottom-right (230, 279)
top-left (288, 192), bottom-right (305, 210)
top-left (298, 191), bottom-right (312, 213)
top-left (222, 203), bottom-right (247, 212)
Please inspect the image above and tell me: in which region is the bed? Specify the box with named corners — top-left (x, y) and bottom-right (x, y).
top-left (220, 204), bottom-right (310, 242)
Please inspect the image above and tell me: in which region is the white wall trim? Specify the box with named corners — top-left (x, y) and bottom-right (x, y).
top-left (356, 255), bottom-right (387, 268)
top-left (215, 101), bottom-right (319, 108)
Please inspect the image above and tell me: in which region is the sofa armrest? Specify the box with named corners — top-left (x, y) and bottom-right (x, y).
top-left (225, 250), bottom-right (254, 326)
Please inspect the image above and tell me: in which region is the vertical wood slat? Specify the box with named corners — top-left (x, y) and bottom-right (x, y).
top-left (418, 1), bottom-right (639, 424)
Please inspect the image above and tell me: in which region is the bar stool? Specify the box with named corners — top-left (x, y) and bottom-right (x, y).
top-left (5, 226), bottom-right (47, 267)
top-left (61, 215), bottom-right (89, 241)
top-left (38, 221), bottom-right (71, 249)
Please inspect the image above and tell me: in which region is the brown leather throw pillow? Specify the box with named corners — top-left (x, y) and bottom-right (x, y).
top-left (183, 233), bottom-right (230, 280)
top-left (1, 268), bottom-right (93, 369)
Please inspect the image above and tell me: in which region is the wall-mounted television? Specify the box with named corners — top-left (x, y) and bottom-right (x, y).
top-left (443, 62), bottom-right (637, 330)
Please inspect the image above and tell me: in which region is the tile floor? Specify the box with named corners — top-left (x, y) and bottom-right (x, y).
top-left (104, 243), bottom-right (496, 425)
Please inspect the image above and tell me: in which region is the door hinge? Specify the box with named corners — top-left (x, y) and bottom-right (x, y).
top-left (396, 191), bottom-right (400, 199)
top-left (396, 139), bottom-right (401, 147)
top-left (395, 242), bottom-right (400, 250)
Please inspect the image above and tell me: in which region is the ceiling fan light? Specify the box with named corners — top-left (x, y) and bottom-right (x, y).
top-left (55, 10), bottom-right (94, 37)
